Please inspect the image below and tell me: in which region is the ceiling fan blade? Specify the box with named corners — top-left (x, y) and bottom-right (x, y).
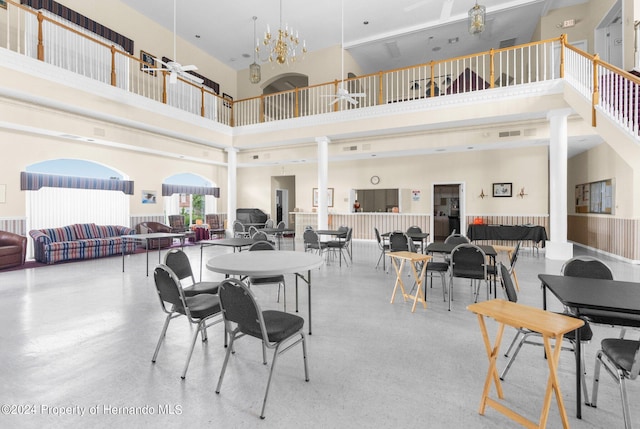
top-left (329, 97), bottom-right (340, 106)
top-left (350, 92), bottom-right (366, 98)
top-left (345, 96), bottom-right (359, 105)
top-left (180, 64), bottom-right (198, 72)
top-left (169, 71), bottom-right (178, 84)
top-left (183, 73), bottom-right (204, 85)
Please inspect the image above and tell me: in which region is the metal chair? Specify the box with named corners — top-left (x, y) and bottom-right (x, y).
top-left (592, 338), bottom-right (640, 429)
top-left (498, 262), bottom-right (593, 403)
top-left (326, 227), bottom-right (352, 267)
top-left (406, 225), bottom-right (424, 253)
top-left (374, 227), bottom-right (389, 270)
top-left (215, 278), bottom-right (309, 419)
top-left (152, 264), bottom-right (223, 379)
top-left (448, 243), bottom-right (489, 310)
top-left (164, 249), bottom-right (220, 296)
top-left (303, 229), bottom-right (327, 257)
top-left (233, 220), bottom-right (249, 238)
top-left (264, 218), bottom-right (275, 228)
top-left (247, 241), bottom-right (286, 310)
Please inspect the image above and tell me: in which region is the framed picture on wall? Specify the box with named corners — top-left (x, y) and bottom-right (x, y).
top-left (492, 182), bottom-right (512, 197)
top-left (141, 190), bottom-right (156, 204)
top-left (313, 188), bottom-right (334, 207)
top-left (140, 50), bottom-right (156, 75)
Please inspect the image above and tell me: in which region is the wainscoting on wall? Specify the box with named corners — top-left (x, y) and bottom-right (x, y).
top-left (568, 215), bottom-right (640, 261)
top-left (293, 213), bottom-right (431, 240)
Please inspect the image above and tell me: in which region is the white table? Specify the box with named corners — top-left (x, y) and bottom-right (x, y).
top-left (206, 251), bottom-right (324, 334)
top-left (121, 232), bottom-right (186, 276)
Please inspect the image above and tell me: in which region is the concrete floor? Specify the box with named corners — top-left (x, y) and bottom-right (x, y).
top-left (0, 240), bottom-right (638, 428)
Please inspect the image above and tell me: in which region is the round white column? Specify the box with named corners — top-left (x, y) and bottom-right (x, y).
top-left (225, 147), bottom-right (238, 235)
top-left (316, 136), bottom-right (330, 230)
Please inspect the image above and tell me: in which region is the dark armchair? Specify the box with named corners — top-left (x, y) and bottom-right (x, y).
top-left (136, 222), bottom-right (174, 249)
top-left (0, 230), bottom-right (27, 270)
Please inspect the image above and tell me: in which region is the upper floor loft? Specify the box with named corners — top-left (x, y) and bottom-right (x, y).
top-left (1, 0), bottom-right (640, 165)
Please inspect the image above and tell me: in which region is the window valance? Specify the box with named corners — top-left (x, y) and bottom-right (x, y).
top-left (20, 172), bottom-right (134, 195)
top-left (162, 184), bottom-right (220, 198)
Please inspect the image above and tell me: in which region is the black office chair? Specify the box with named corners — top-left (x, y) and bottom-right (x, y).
top-left (499, 262), bottom-right (593, 403)
top-left (152, 264), bottom-right (223, 379)
top-left (374, 227), bottom-right (389, 270)
top-left (592, 338), bottom-right (640, 429)
top-left (215, 278), bottom-right (309, 420)
top-left (247, 241), bottom-right (286, 310)
top-left (444, 232), bottom-right (470, 245)
top-left (164, 249), bottom-right (220, 296)
top-left (407, 238), bottom-right (448, 302)
top-left (448, 243), bottom-right (489, 310)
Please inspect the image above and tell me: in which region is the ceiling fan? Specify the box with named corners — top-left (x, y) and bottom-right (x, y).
top-left (146, 0), bottom-right (203, 85)
top-left (325, 0), bottom-right (366, 105)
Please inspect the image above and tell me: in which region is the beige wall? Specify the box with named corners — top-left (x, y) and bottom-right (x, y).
top-left (568, 142), bottom-right (634, 218)
top-left (236, 145), bottom-right (549, 217)
top-left (54, 0), bottom-right (238, 99)
top-left (0, 128), bottom-right (228, 220)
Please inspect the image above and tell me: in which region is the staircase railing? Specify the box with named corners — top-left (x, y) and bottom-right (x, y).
top-left (3, 0), bottom-right (640, 139)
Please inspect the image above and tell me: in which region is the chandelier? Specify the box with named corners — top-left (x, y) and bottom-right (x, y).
top-left (258, 0), bottom-right (306, 65)
top-left (249, 16), bottom-right (261, 83)
top-left (468, 1), bottom-right (486, 35)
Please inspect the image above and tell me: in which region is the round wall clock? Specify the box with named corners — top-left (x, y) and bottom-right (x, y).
top-left (370, 175), bottom-right (380, 185)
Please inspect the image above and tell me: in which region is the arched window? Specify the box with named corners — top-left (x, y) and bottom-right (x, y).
top-left (163, 173), bottom-right (219, 225)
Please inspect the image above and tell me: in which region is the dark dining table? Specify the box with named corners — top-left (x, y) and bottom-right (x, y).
top-left (539, 274), bottom-right (640, 419)
top-left (381, 231), bottom-right (430, 253)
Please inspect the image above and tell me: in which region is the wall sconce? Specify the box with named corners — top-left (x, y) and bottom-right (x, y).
top-left (517, 187), bottom-right (528, 198)
top-left (479, 189), bottom-right (486, 199)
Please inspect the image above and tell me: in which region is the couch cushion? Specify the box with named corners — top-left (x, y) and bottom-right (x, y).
top-left (44, 226), bottom-right (77, 242)
top-left (73, 223), bottom-right (100, 239)
top-left (97, 225), bottom-right (122, 238)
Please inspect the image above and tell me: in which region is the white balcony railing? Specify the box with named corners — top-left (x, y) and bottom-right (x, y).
top-left (2, 0), bottom-right (640, 139)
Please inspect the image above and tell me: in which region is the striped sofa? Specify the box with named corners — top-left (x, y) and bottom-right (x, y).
top-left (29, 223), bottom-right (136, 264)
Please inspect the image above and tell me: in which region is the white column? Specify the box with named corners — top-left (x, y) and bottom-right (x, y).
top-left (546, 108), bottom-right (573, 260)
top-left (316, 136), bottom-right (330, 230)
top-left (225, 148), bottom-right (238, 235)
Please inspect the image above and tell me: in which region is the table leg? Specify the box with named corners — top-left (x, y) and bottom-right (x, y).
top-left (121, 238), bottom-right (125, 272)
top-left (409, 260), bottom-right (428, 312)
top-left (390, 259), bottom-right (408, 304)
top-left (145, 239), bottom-right (150, 277)
top-left (307, 269), bottom-right (312, 335)
top-left (200, 244), bottom-right (204, 282)
top-left (476, 314), bottom-right (505, 415)
top-left (540, 334), bottom-right (571, 428)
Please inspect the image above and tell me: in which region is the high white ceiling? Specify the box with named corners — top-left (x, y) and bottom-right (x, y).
top-left (120, 0), bottom-right (588, 74)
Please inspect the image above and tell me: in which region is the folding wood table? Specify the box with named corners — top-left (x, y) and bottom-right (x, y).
top-left (467, 299), bottom-right (584, 428)
top-left (388, 251), bottom-right (432, 312)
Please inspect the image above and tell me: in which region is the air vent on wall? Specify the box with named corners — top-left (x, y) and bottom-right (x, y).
top-left (343, 145), bottom-right (358, 151)
top-left (498, 130), bottom-right (521, 138)
top-left (252, 155), bottom-right (259, 159)
top-left (499, 38), bottom-right (517, 49)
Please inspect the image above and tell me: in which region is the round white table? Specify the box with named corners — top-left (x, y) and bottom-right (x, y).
top-left (206, 251), bottom-right (324, 334)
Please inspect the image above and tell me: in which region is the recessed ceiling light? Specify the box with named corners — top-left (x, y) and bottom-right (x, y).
top-left (363, 21), bottom-right (369, 25)
top-left (448, 37), bottom-right (459, 44)
top-left (467, 146), bottom-right (474, 149)
top-left (195, 34), bottom-right (201, 39)
top-left (432, 46), bottom-right (441, 52)
top-left (242, 53), bottom-right (250, 58)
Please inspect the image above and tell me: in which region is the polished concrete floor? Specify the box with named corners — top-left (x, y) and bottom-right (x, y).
top-left (1, 240), bottom-right (639, 428)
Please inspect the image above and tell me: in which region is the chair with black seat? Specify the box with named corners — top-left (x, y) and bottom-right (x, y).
top-left (247, 241), bottom-right (286, 310)
top-left (233, 220), bottom-right (249, 238)
top-left (387, 231), bottom-right (410, 274)
top-left (152, 264), bottom-right (223, 379)
top-left (374, 227), bottom-right (389, 270)
top-left (498, 262), bottom-right (594, 403)
top-left (448, 243), bottom-right (489, 310)
top-left (591, 337), bottom-right (640, 429)
top-left (215, 278), bottom-right (309, 420)
top-left (406, 238), bottom-right (448, 302)
top-left (252, 230), bottom-right (269, 241)
top-left (303, 229), bottom-right (327, 258)
top-left (406, 225), bottom-right (424, 253)
top-left (327, 227), bottom-right (352, 267)
top-left (444, 232), bottom-right (470, 245)
top-left (264, 218), bottom-right (275, 229)
top-left (486, 241), bottom-right (522, 290)
top-left (247, 225), bottom-right (260, 238)
top-left (164, 249), bottom-right (220, 296)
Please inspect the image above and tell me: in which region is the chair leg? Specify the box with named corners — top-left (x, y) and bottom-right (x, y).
top-left (591, 351), bottom-right (603, 408)
top-left (152, 313), bottom-right (173, 363)
top-left (500, 331), bottom-right (530, 380)
top-left (181, 320), bottom-right (203, 379)
top-left (216, 329), bottom-right (238, 394)
top-left (620, 377), bottom-right (632, 429)
top-left (260, 344), bottom-right (281, 419)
